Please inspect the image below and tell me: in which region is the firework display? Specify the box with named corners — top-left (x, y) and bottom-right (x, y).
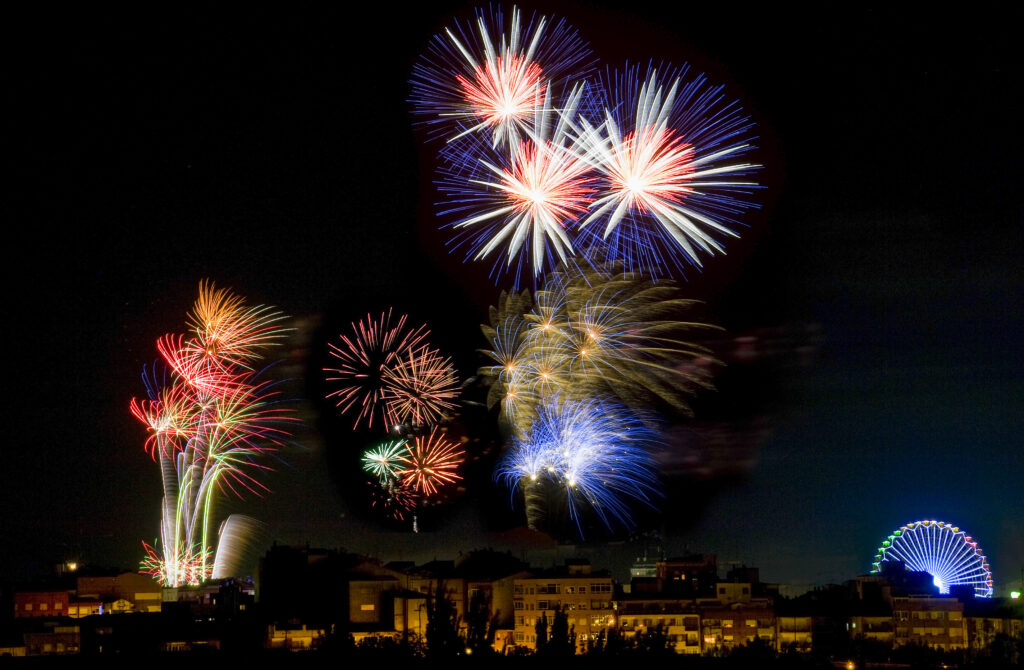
top-left (326, 311), bottom-right (459, 431)
top-left (478, 263), bottom-right (712, 534)
top-left (573, 65), bottom-right (759, 277)
top-left (131, 282), bottom-right (292, 586)
top-left (396, 429), bottom-right (465, 497)
top-left (416, 5), bottom-right (759, 283)
top-left (871, 520), bottom-right (994, 598)
top-left (410, 5), bottom-right (593, 149)
top-left (496, 396), bottom-right (659, 533)
top-left (360, 433), bottom-right (465, 524)
top-left (481, 263), bottom-right (715, 436)
top-left (438, 83), bottom-right (598, 282)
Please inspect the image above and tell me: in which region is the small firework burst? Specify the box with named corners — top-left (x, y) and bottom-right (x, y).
top-left (325, 309), bottom-right (429, 430)
top-left (369, 478), bottom-right (420, 522)
top-left (396, 429), bottom-right (465, 497)
top-left (361, 439), bottom-right (410, 484)
top-left (382, 346), bottom-right (461, 427)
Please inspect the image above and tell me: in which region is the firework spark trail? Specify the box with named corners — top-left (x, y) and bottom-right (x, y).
top-left (411, 5), bottom-right (593, 149)
top-left (497, 396), bottom-right (660, 535)
top-left (132, 281), bottom-right (293, 586)
top-left (573, 65), bottom-right (760, 277)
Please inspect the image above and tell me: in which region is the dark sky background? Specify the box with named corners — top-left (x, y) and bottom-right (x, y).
top-left (5, 4), bottom-right (1021, 594)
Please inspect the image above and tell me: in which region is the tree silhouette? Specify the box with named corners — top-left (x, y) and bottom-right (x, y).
top-left (464, 589), bottom-right (497, 655)
top-left (544, 604), bottom-right (575, 656)
top-left (534, 610), bottom-right (548, 650)
top-left (425, 581), bottom-right (461, 658)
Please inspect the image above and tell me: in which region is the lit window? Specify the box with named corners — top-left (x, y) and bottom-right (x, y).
top-left (360, 604), bottom-right (375, 611)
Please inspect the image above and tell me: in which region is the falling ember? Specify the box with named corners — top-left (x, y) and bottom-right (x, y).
top-left (382, 346), bottom-right (461, 427)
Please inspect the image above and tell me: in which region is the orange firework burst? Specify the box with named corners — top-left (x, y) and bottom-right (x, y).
top-left (396, 429), bottom-right (464, 497)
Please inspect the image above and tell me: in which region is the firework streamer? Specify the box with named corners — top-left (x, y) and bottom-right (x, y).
top-left (131, 281), bottom-right (293, 586)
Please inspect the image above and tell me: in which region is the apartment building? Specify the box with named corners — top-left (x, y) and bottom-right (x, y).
top-left (511, 560), bottom-right (614, 653)
top-left (893, 596), bottom-right (966, 651)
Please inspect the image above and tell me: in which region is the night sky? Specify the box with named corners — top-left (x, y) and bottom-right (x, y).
top-left (5, 4), bottom-right (1021, 593)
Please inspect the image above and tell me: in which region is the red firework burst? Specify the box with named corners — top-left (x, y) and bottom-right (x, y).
top-left (455, 55), bottom-right (545, 134)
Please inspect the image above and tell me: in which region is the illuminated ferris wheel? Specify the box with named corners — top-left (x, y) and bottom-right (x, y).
top-left (871, 520), bottom-right (993, 598)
